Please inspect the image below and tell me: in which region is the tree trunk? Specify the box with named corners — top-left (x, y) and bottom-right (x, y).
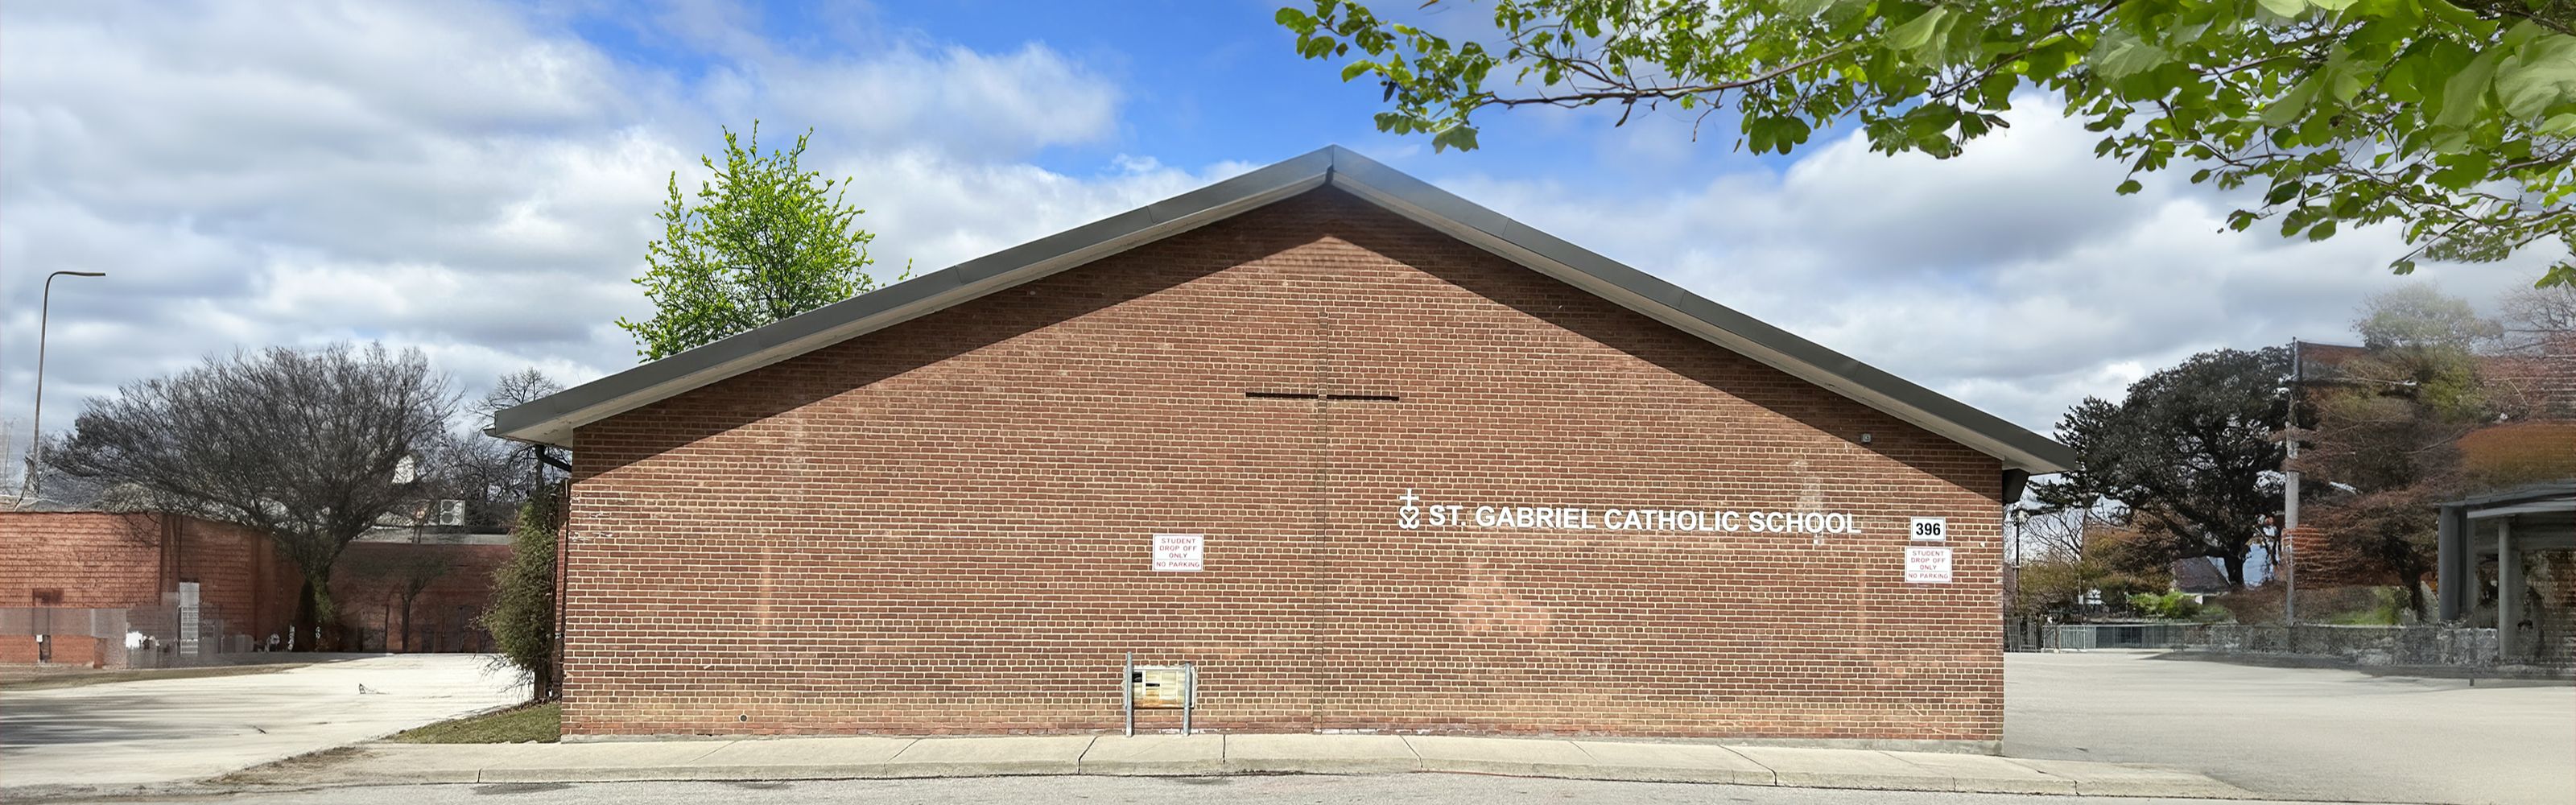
top-left (2222, 553), bottom-right (2247, 589)
top-left (291, 572), bottom-right (346, 652)
top-left (291, 578), bottom-right (316, 651)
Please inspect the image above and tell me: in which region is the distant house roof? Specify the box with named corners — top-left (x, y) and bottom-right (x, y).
top-left (491, 146), bottom-right (2074, 474)
top-left (2170, 556), bottom-right (2232, 595)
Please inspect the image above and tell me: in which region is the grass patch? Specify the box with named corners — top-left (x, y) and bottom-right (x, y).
top-left (388, 701), bottom-right (560, 744)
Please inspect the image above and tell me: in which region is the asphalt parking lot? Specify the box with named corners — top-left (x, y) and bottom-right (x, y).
top-left (2005, 650), bottom-right (2572, 805)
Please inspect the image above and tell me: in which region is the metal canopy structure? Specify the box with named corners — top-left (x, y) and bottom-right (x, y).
top-left (489, 146), bottom-right (2073, 475)
top-left (2436, 481), bottom-right (2576, 660)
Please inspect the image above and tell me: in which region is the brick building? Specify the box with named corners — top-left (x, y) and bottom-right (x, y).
top-left (492, 147), bottom-right (2074, 747)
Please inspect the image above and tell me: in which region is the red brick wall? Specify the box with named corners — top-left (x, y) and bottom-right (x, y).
top-left (0, 635), bottom-right (105, 667)
top-left (171, 517), bottom-right (300, 641)
top-left (333, 542), bottom-right (511, 652)
top-left (2, 511), bottom-right (303, 662)
top-left (564, 189), bottom-right (2008, 742)
top-left (1, 512), bottom-right (165, 609)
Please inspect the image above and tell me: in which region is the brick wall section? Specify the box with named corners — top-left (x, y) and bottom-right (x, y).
top-left (2, 511), bottom-right (303, 663)
top-left (564, 188), bottom-right (2008, 741)
top-left (1, 512), bottom-right (163, 609)
top-left (332, 542), bottom-right (511, 651)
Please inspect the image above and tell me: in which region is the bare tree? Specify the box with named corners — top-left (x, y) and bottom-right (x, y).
top-left (462, 369), bottom-right (568, 530)
top-left (48, 344), bottom-right (456, 650)
top-left (2498, 284), bottom-right (2576, 351)
top-left (2491, 284), bottom-right (2576, 421)
top-left (2008, 505), bottom-right (2174, 621)
top-left (477, 369), bottom-right (564, 420)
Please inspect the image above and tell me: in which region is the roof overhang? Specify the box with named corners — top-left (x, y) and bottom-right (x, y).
top-left (2467, 499), bottom-right (2576, 518)
top-left (492, 146), bottom-right (2074, 474)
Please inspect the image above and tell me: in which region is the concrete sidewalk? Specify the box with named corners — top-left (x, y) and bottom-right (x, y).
top-left (217, 733), bottom-right (2256, 799)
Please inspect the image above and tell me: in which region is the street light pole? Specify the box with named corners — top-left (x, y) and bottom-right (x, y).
top-left (2283, 338), bottom-right (2301, 625)
top-left (22, 270), bottom-right (107, 506)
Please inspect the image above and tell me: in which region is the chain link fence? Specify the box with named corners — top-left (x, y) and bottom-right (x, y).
top-left (2007, 621), bottom-right (2552, 671)
top-left (2, 605), bottom-right (253, 668)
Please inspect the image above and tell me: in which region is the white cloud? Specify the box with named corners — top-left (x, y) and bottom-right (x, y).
top-left (1436, 97), bottom-right (2563, 432)
top-left (729, 44), bottom-right (1124, 160)
top-left (5, 0), bottom-right (2560, 486)
top-left (0, 0), bottom-right (1196, 464)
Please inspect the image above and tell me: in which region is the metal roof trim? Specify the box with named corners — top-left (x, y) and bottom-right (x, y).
top-left (492, 145), bottom-right (2072, 474)
top-left (2443, 481), bottom-right (2576, 509)
top-left (2466, 499), bottom-right (2576, 518)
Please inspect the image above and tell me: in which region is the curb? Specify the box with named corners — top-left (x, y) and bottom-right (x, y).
top-left (208, 734), bottom-right (2262, 799)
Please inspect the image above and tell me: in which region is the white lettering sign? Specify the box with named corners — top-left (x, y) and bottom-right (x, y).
top-left (1153, 534), bottom-right (1203, 572)
top-left (1395, 489), bottom-right (1864, 535)
top-left (1905, 546), bottom-right (1952, 584)
top-left (1909, 517), bottom-right (1947, 541)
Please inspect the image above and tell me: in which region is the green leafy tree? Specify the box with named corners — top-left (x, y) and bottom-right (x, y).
top-left (1278, 0), bottom-right (2576, 287)
top-left (617, 124), bottom-right (900, 361)
top-left (2355, 282), bottom-right (2507, 350)
top-left (2033, 347), bottom-right (2294, 588)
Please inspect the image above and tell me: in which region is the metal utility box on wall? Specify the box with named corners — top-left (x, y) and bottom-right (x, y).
top-left (1125, 654), bottom-right (1195, 735)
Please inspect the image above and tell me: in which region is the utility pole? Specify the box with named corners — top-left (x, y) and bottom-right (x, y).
top-left (2283, 338), bottom-right (2301, 625)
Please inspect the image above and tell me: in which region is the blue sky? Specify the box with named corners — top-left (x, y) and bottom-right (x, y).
top-left (2, 0), bottom-right (2563, 485)
top-left (539, 0), bottom-right (1803, 193)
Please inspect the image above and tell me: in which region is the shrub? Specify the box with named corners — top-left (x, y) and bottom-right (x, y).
top-left (2126, 590), bottom-right (2203, 621)
top-left (479, 486), bottom-right (560, 700)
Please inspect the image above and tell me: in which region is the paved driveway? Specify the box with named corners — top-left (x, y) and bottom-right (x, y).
top-left (2006, 651), bottom-right (2572, 805)
top-left (1, 654), bottom-right (524, 788)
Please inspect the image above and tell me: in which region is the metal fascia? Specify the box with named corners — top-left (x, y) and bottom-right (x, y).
top-left (2442, 481), bottom-right (2576, 508)
top-left (2464, 497), bottom-right (2576, 518)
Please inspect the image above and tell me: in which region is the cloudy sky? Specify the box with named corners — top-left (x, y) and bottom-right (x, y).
top-left (2, 0), bottom-right (2562, 472)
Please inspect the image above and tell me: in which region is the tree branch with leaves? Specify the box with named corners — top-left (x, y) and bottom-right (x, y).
top-left (1279, 0), bottom-right (2576, 286)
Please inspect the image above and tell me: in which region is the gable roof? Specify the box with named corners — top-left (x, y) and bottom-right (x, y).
top-left (491, 146), bottom-right (2074, 473)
